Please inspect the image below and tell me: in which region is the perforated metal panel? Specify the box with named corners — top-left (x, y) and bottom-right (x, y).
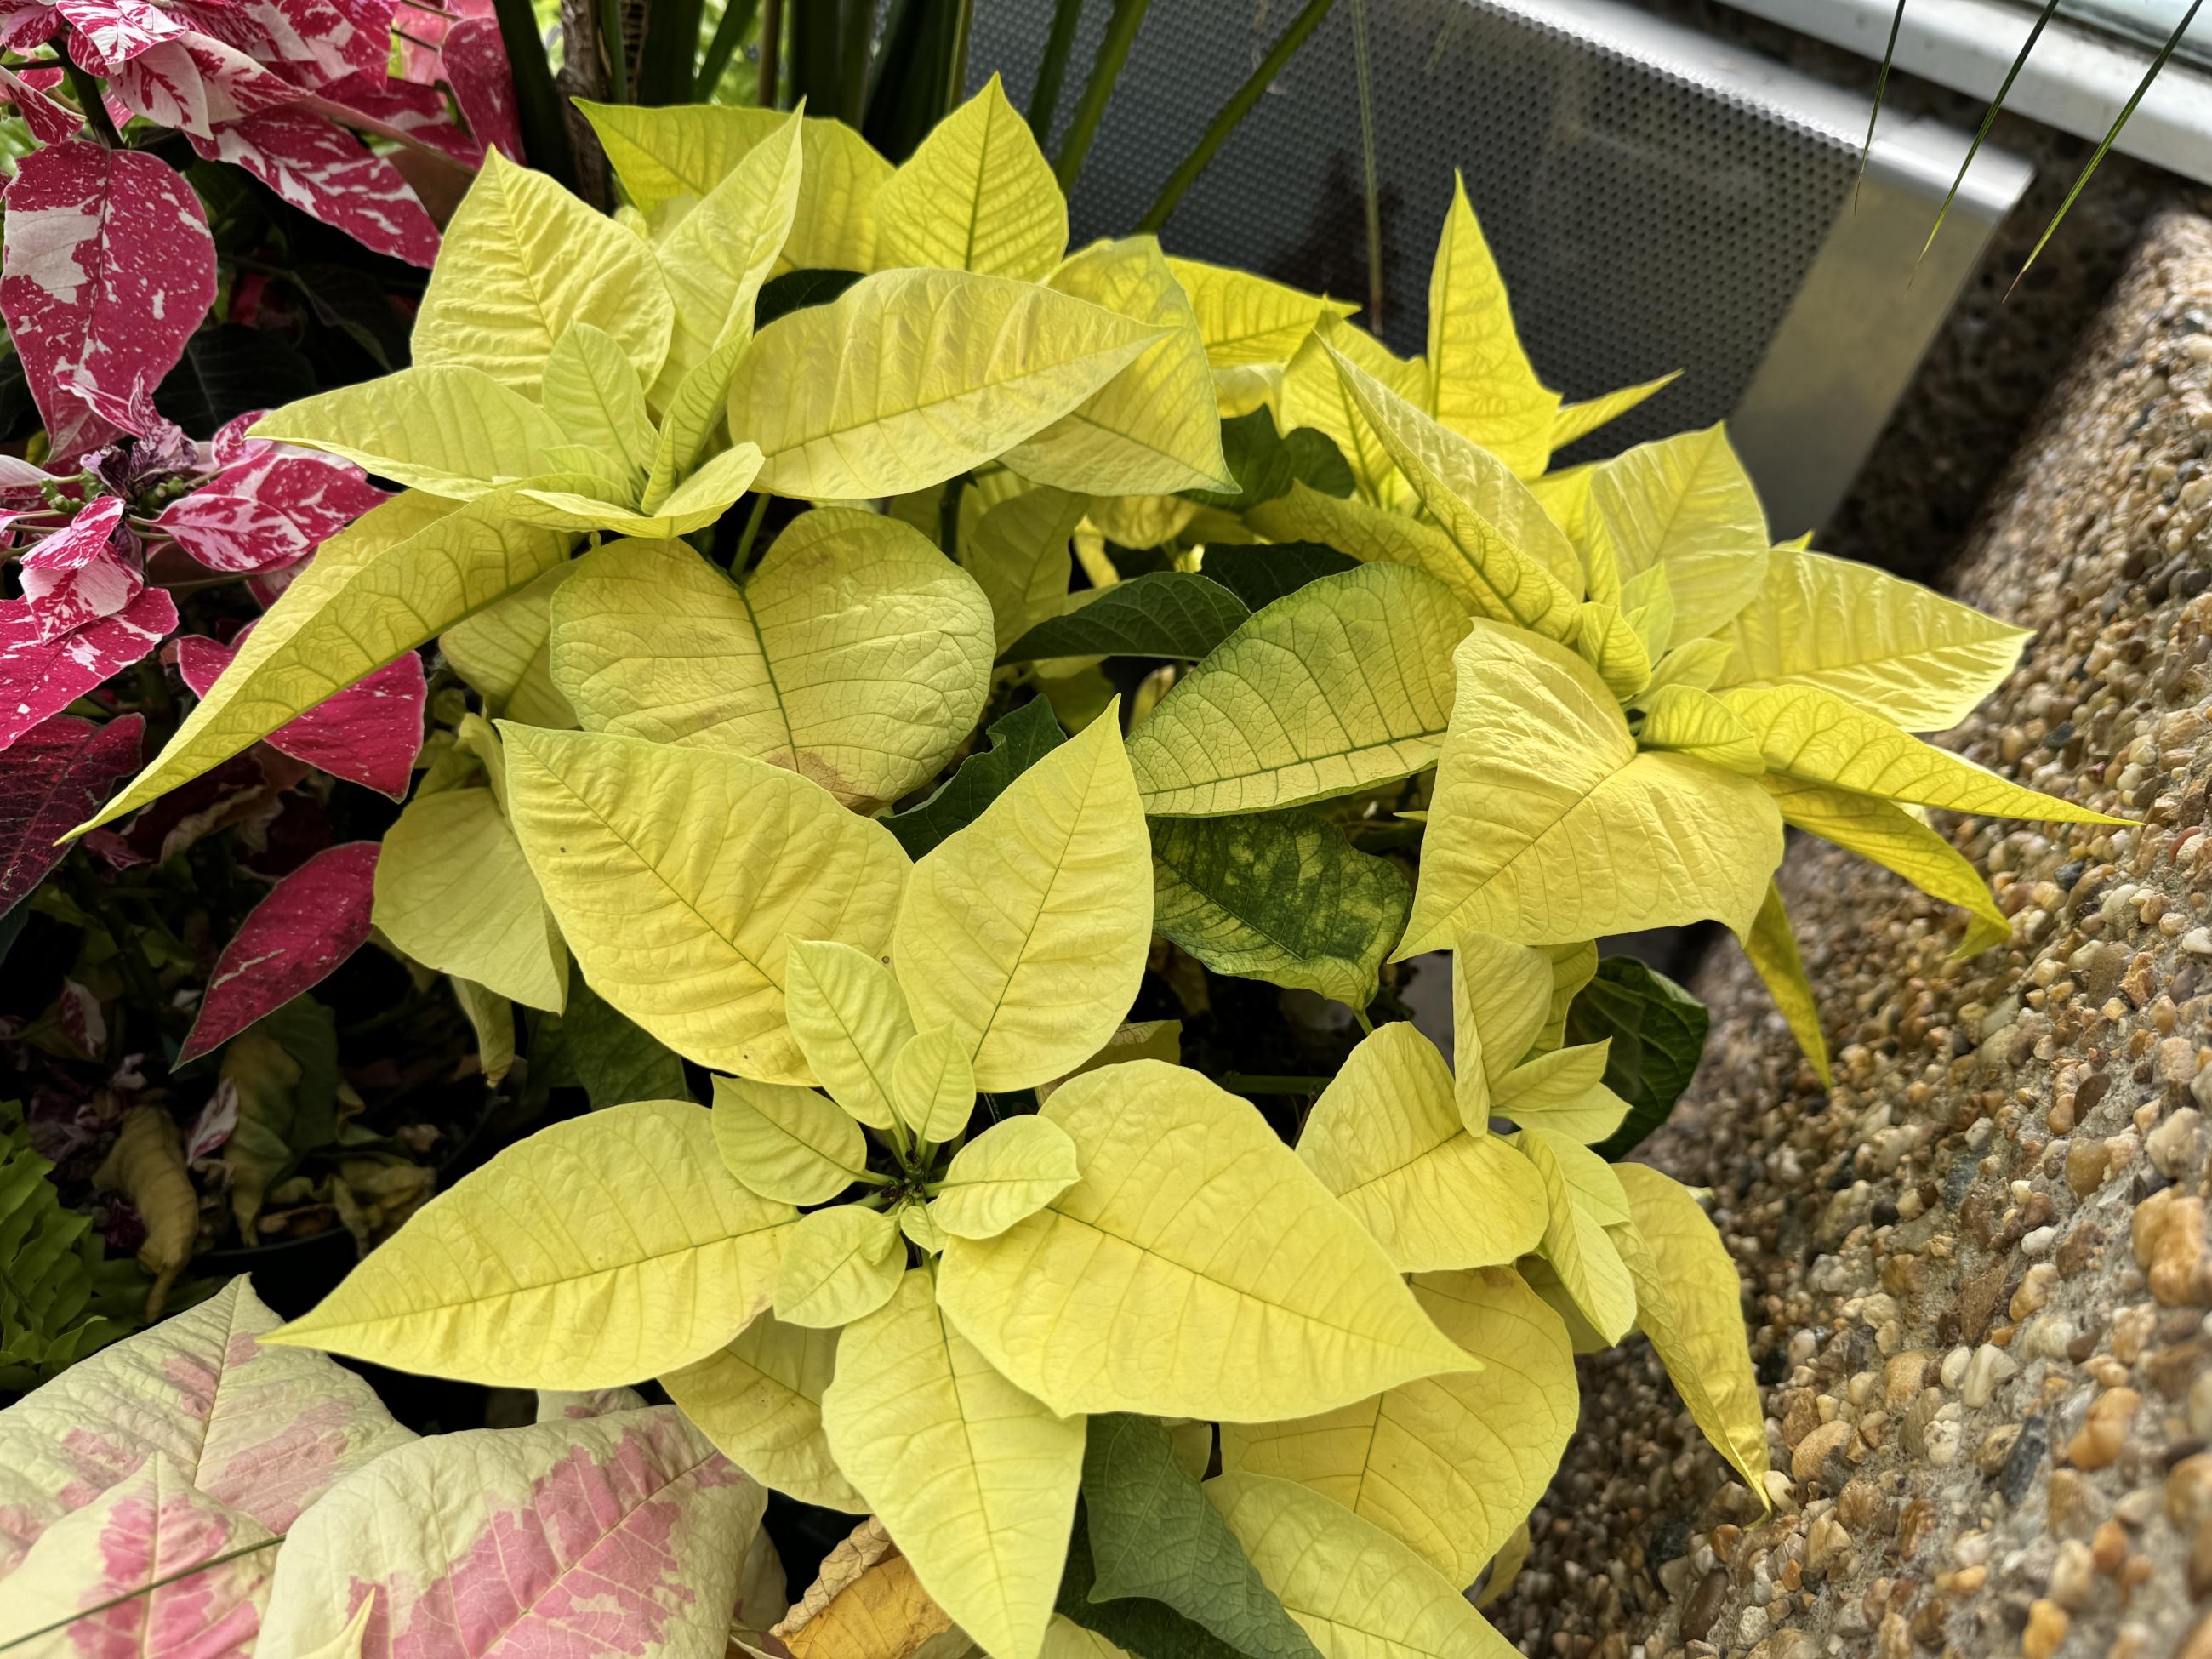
top-left (966, 0), bottom-right (2033, 525)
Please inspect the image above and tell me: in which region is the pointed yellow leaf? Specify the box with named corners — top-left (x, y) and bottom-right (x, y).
top-left (542, 322), bottom-right (656, 483)
top-left (1296, 1022), bottom-right (1547, 1272)
top-left (1762, 774), bottom-right (2009, 954)
top-left (373, 785), bottom-right (567, 1012)
top-left (1713, 547), bottom-right (2031, 732)
top-left (784, 939), bottom-right (915, 1133)
top-left (441, 560), bottom-right (579, 728)
top-left (1450, 932), bottom-right (1553, 1101)
top-left (451, 975), bottom-right (516, 1085)
top-left (251, 366), bottom-right (569, 498)
top-left (1424, 174), bottom-right (1556, 479)
top-left (1719, 682), bottom-right (2125, 823)
top-left (729, 269), bottom-right (1159, 499)
top-left (1242, 477), bottom-right (1466, 585)
top-left (1615, 1165), bottom-right (1771, 1497)
top-left (1220, 1267), bottom-right (1575, 1586)
top-left (1637, 683), bottom-right (1764, 775)
top-left (1526, 462), bottom-right (1593, 553)
top-left (1571, 600), bottom-right (1650, 700)
top-left (1046, 1616), bottom-right (1139, 1659)
top-left (775, 1203), bottom-right (905, 1329)
top-left (1739, 880), bottom-right (1832, 1086)
top-left (1205, 1473), bottom-right (1523, 1659)
top-left (1620, 562), bottom-right (1676, 663)
top-left (1403, 621), bottom-right (1783, 952)
top-left (76, 493), bottom-right (570, 836)
top-left (1003, 237), bottom-right (1231, 494)
top-left (1491, 1045), bottom-right (1628, 1143)
top-left (962, 485), bottom-right (1086, 653)
top-left (1126, 564), bottom-right (1467, 816)
top-left (1280, 318), bottom-right (1417, 504)
top-left (1584, 425), bottom-right (1767, 637)
top-left (1316, 319), bottom-right (1582, 635)
top-left (549, 519), bottom-right (992, 812)
top-left (821, 1270), bottom-right (1084, 1659)
top-left (663, 1313), bottom-right (864, 1510)
top-left (655, 442), bottom-right (768, 522)
top-left (1165, 256), bottom-right (1355, 367)
top-left (654, 110), bottom-right (805, 401)
top-left (1534, 939), bottom-right (1599, 1055)
top-left (511, 447), bottom-right (766, 539)
top-left (413, 150), bottom-right (672, 395)
top-left (500, 726), bottom-right (910, 1080)
top-left (267, 1100), bottom-right (794, 1387)
top-left (900, 1198), bottom-right (947, 1256)
top-left (931, 1115), bottom-right (1080, 1241)
top-left (713, 1074), bottom-right (873, 1206)
top-left (1550, 372), bottom-right (1682, 452)
top-left (1641, 636), bottom-right (1734, 698)
top-left (874, 75), bottom-right (1065, 280)
top-left (1473, 1523), bottom-right (1530, 1611)
top-left (1083, 490), bottom-right (1194, 551)
top-left (889, 1026), bottom-right (976, 1147)
top-left (1514, 1126), bottom-right (1636, 1344)
top-left (892, 705), bottom-right (1149, 1092)
top-left (938, 1060), bottom-right (1479, 1421)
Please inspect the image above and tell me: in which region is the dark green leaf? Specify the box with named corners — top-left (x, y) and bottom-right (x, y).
top-left (291, 264), bottom-right (412, 373)
top-left (1151, 809), bottom-right (1409, 1011)
top-left (1001, 572), bottom-right (1249, 665)
top-left (488, 0), bottom-right (579, 192)
top-left (1183, 411), bottom-right (1354, 511)
top-left (0, 1099), bottom-right (143, 1393)
top-left (1196, 542), bottom-right (1359, 612)
top-left (561, 973), bottom-right (691, 1109)
top-left (1575, 957), bottom-right (1711, 1161)
top-left (1053, 0), bottom-right (1153, 191)
top-left (755, 267), bottom-right (864, 329)
top-left (1028, 0), bottom-right (1087, 140)
top-left (636, 0), bottom-right (707, 103)
top-left (155, 326), bottom-right (318, 439)
top-left (884, 698), bottom-right (1065, 858)
top-left (1078, 1415), bottom-right (1320, 1659)
top-left (696, 0), bottom-right (761, 98)
top-left (862, 0), bottom-right (971, 162)
top-left (255, 994), bottom-right (342, 1154)
top-left (1059, 1506), bottom-right (1240, 1659)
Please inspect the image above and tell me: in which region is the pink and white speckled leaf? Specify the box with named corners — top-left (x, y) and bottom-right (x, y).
top-left (536, 1386), bottom-right (648, 1422)
top-left (260, 1406), bottom-right (767, 1658)
top-left (157, 425), bottom-right (391, 573)
top-left (0, 583), bottom-right (176, 750)
top-left (176, 841), bottom-right (379, 1063)
top-left (0, 1276), bottom-right (413, 1580)
top-left (16, 494), bottom-right (131, 639)
top-left (0, 142), bottom-right (216, 461)
top-left (0, 710), bottom-right (142, 914)
top-left (106, 31), bottom-right (306, 138)
top-left (173, 0), bottom-right (399, 90)
top-left (0, 1456), bottom-right (279, 1656)
top-left (439, 15), bottom-right (521, 162)
top-left (55, 0), bottom-right (184, 71)
top-left (189, 107), bottom-right (439, 265)
top-left (0, 0), bottom-right (60, 52)
top-left (174, 625), bottom-right (426, 795)
top-left (0, 63), bottom-right (80, 143)
top-left (315, 70), bottom-right (483, 163)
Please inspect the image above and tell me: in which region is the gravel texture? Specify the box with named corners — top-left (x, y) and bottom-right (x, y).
top-left (1491, 211), bottom-right (2212, 1658)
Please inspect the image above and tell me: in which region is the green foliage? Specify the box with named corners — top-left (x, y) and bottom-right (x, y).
top-left (0, 1104), bottom-right (142, 1393)
top-left (885, 698), bottom-right (1066, 858)
top-left (1001, 573), bottom-right (1251, 664)
top-left (1571, 959), bottom-right (1712, 1161)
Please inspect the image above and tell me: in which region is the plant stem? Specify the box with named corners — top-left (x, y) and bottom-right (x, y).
top-left (1026, 0), bottom-right (1084, 141)
top-left (1348, 0), bottom-right (1383, 325)
top-left (1137, 0), bottom-right (1336, 233)
top-left (59, 48), bottom-right (121, 147)
top-left (696, 0), bottom-right (759, 97)
top-left (597, 0), bottom-right (629, 102)
top-left (730, 491), bottom-right (769, 569)
top-left (938, 471), bottom-right (968, 561)
top-left (757, 0), bottom-right (782, 105)
top-left (1052, 0), bottom-right (1149, 191)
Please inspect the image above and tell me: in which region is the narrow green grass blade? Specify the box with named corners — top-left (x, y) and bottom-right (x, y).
top-left (1856, 0), bottom-right (1909, 208)
top-left (636, 0), bottom-right (706, 102)
top-left (1350, 0), bottom-right (1383, 325)
top-left (1028, 0), bottom-right (1086, 142)
top-left (696, 0), bottom-right (761, 98)
top-left (1052, 0), bottom-right (1154, 191)
top-left (1919, 0), bottom-right (2061, 259)
top-left (488, 0), bottom-right (578, 189)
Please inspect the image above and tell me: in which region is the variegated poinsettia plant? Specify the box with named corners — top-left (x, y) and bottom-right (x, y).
top-left (3, 67), bottom-right (2126, 1659)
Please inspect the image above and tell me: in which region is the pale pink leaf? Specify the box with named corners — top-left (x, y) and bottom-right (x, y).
top-left (260, 1408), bottom-right (766, 1659)
top-left (174, 628), bottom-right (425, 795)
top-left (176, 841), bottom-right (378, 1063)
top-left (0, 0), bottom-right (61, 52)
top-left (0, 710), bottom-right (142, 913)
top-left (534, 1386), bottom-right (648, 1423)
top-left (54, 0), bottom-right (185, 72)
top-left (105, 31), bottom-right (306, 137)
top-left (0, 583), bottom-right (176, 750)
top-left (439, 16), bottom-right (520, 162)
top-left (189, 106), bottom-right (439, 264)
top-left (0, 141), bottom-right (215, 462)
top-left (0, 1457), bottom-right (277, 1655)
top-left (157, 425), bottom-right (390, 573)
top-left (0, 1277), bottom-right (415, 1579)
top-left (57, 975), bottom-right (105, 1057)
top-left (187, 1078), bottom-right (239, 1160)
top-left (15, 493), bottom-right (134, 639)
top-left (171, 0), bottom-right (399, 90)
top-left (0, 63), bottom-right (81, 143)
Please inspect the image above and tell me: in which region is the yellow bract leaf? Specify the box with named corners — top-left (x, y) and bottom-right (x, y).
top-left (1316, 319), bottom-right (1582, 635)
top-left (1491, 1045), bottom-right (1628, 1143)
top-left (931, 1115), bottom-right (1081, 1240)
top-left (1535, 939), bottom-right (1598, 1055)
top-left (450, 975), bottom-right (516, 1085)
top-left (1280, 317), bottom-right (1418, 504)
top-left (713, 1074), bottom-right (873, 1206)
top-left (1044, 1616), bottom-right (1139, 1659)
top-left (541, 322), bottom-right (655, 485)
top-left (937, 1060), bottom-right (1479, 1421)
top-left (252, 366), bottom-right (567, 498)
top-left (1637, 683), bottom-right (1765, 775)
top-left (1126, 564), bottom-right (1466, 816)
top-left (268, 1101), bottom-right (794, 1387)
top-left (892, 704), bottom-right (1149, 1091)
top-left (1297, 1022), bottom-right (1546, 1272)
top-left (1220, 1267), bottom-right (1575, 1587)
top-left (1641, 636), bottom-right (1733, 698)
top-left (663, 1312), bottom-right (865, 1510)
top-left (1719, 682), bottom-right (2125, 824)
top-left (550, 518), bottom-right (994, 812)
top-left (884, 1028), bottom-right (970, 1151)
top-left (1403, 621), bottom-right (1783, 951)
top-left (962, 485), bottom-right (1086, 653)
top-left (77, 493), bottom-right (570, 837)
top-left (1616, 1166), bottom-right (1772, 1497)
top-left (1451, 932), bottom-right (1553, 1102)
top-left (821, 1270), bottom-right (1084, 1659)
top-left (1206, 1473), bottom-right (1523, 1659)
top-left (729, 269), bottom-right (1160, 499)
top-left (1713, 548), bottom-right (2030, 732)
top-left (1242, 482), bottom-right (1463, 597)
top-left (1550, 372), bottom-right (1681, 453)
top-left (500, 726), bottom-right (909, 1080)
top-left (1584, 425), bottom-right (1768, 637)
top-left (653, 110), bottom-right (804, 399)
top-left (1165, 255), bottom-right (1354, 367)
top-left (1425, 174), bottom-right (1556, 479)
top-left (441, 560), bottom-right (579, 728)
top-left (1515, 1126), bottom-right (1636, 1344)
top-left (783, 939), bottom-right (915, 1133)
top-left (775, 1203), bottom-right (905, 1329)
top-left (1763, 774), bottom-right (2010, 954)
top-left (873, 75), bottom-right (1065, 280)
top-left (413, 150), bottom-right (673, 396)
top-left (1739, 880), bottom-right (1832, 1086)
top-left (373, 785), bottom-right (567, 1012)
top-left (1571, 600), bottom-right (1651, 701)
